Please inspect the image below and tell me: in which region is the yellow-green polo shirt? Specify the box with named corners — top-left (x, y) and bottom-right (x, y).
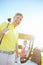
top-left (0, 22), bottom-right (18, 51)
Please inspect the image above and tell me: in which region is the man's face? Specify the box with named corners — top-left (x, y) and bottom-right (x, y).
top-left (23, 41), bottom-right (27, 46)
top-left (13, 15), bottom-right (23, 27)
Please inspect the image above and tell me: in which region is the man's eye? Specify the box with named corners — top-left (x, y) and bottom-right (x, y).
top-left (20, 19), bottom-right (21, 21)
top-left (17, 17), bottom-right (19, 19)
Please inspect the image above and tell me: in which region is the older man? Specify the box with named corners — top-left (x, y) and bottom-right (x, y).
top-left (0, 13), bottom-right (23, 65)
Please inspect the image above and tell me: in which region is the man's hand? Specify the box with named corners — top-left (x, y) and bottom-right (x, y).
top-left (0, 32), bottom-right (4, 36)
top-left (3, 28), bottom-right (9, 34)
top-left (0, 28), bottom-right (9, 36)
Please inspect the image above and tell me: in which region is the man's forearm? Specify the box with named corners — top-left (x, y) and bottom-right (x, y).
top-left (0, 28), bottom-right (9, 36)
top-left (16, 43), bottom-right (18, 58)
top-left (0, 31), bottom-right (4, 36)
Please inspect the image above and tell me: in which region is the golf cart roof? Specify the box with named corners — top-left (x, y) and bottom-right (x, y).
top-left (19, 33), bottom-right (34, 41)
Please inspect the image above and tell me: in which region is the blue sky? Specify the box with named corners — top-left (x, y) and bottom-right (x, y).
top-left (0, 0), bottom-right (43, 48)
top-left (0, 0), bottom-right (43, 22)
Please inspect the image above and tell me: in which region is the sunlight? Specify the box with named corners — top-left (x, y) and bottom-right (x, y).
top-left (17, 14), bottom-right (43, 49)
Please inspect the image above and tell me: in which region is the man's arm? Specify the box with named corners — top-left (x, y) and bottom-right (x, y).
top-left (16, 43), bottom-right (18, 58)
top-left (0, 22), bottom-right (9, 36)
top-left (0, 28), bottom-right (9, 36)
top-left (0, 32), bottom-right (4, 36)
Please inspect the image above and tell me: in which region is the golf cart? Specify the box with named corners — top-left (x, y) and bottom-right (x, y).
top-left (18, 33), bottom-right (41, 65)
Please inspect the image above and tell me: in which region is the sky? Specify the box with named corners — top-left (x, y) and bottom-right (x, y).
top-left (0, 0), bottom-right (43, 48)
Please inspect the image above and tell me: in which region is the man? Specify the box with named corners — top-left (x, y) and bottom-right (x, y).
top-left (0, 13), bottom-right (23, 65)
